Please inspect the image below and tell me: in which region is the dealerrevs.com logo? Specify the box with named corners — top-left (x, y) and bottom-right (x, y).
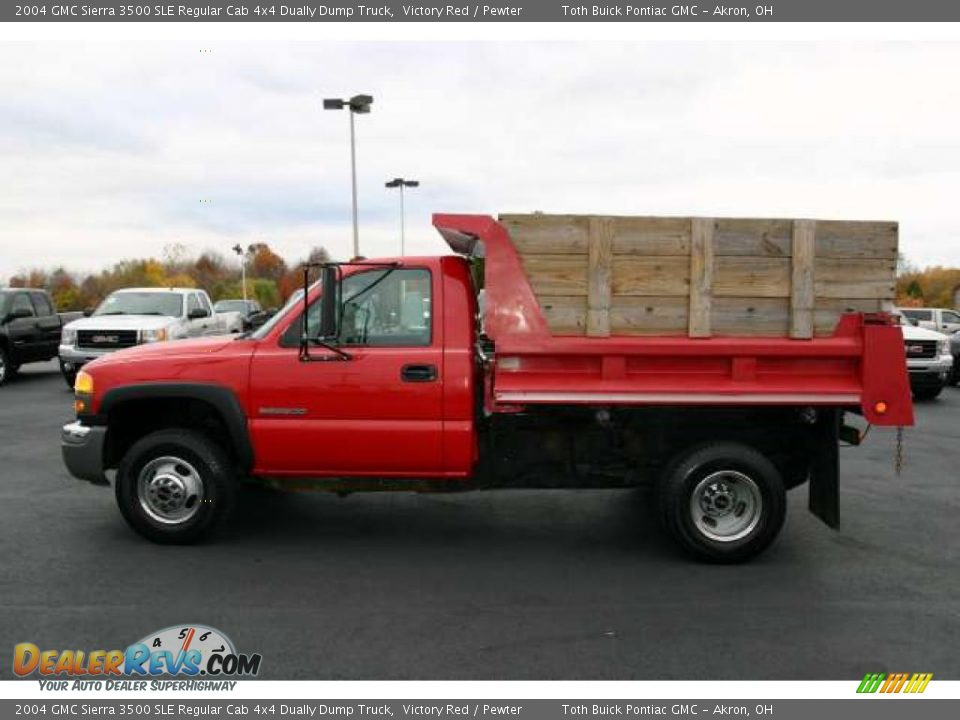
top-left (13, 625), bottom-right (261, 690)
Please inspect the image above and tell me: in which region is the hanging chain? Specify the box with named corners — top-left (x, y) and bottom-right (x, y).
top-left (895, 426), bottom-right (904, 476)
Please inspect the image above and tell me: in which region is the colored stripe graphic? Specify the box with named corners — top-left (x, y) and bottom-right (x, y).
top-left (857, 672), bottom-right (931, 694)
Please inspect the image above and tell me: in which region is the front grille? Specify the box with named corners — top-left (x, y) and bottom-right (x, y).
top-left (904, 340), bottom-right (937, 359)
top-left (77, 330), bottom-right (139, 350)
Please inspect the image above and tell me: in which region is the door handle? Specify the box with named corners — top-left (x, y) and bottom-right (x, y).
top-left (401, 364), bottom-right (438, 382)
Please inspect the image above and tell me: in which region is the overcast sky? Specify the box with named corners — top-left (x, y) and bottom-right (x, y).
top-left (1, 40), bottom-right (959, 282)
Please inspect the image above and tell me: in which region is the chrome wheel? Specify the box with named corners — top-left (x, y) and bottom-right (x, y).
top-left (690, 470), bottom-right (762, 542)
top-left (137, 456), bottom-right (204, 525)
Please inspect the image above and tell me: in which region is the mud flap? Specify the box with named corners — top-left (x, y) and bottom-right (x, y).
top-left (808, 410), bottom-right (840, 528)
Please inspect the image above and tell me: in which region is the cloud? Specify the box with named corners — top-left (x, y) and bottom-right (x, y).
top-left (1, 40), bottom-right (959, 282)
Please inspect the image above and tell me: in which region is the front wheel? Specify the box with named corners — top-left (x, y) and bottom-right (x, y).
top-left (912, 384), bottom-right (943, 401)
top-left (659, 443), bottom-right (786, 563)
top-left (115, 429), bottom-right (236, 544)
top-left (0, 346), bottom-right (14, 386)
top-left (60, 361), bottom-right (77, 390)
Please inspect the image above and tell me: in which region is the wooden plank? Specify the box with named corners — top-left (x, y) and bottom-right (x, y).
top-left (813, 298), bottom-right (885, 335)
top-left (612, 257), bottom-right (690, 297)
top-left (612, 217), bottom-right (692, 255)
top-left (713, 257), bottom-right (791, 298)
top-left (790, 219), bottom-right (816, 339)
top-left (586, 216), bottom-right (613, 337)
top-left (712, 297), bottom-right (790, 337)
top-left (815, 221), bottom-right (898, 259)
top-left (714, 218), bottom-right (792, 257)
top-left (537, 295), bottom-right (587, 334)
top-left (518, 254), bottom-right (588, 296)
top-left (610, 296), bottom-right (688, 335)
top-left (688, 218), bottom-right (715, 337)
top-left (814, 258), bottom-right (897, 300)
top-left (501, 214), bottom-right (589, 254)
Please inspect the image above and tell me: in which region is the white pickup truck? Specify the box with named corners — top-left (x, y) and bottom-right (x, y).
top-left (893, 311), bottom-right (954, 400)
top-left (898, 307), bottom-right (960, 335)
top-left (59, 287), bottom-right (243, 388)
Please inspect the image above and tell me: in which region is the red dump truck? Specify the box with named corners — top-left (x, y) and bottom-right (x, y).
top-left (61, 213), bottom-right (913, 562)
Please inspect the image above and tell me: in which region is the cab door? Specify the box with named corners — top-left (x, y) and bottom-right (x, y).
top-left (7, 292), bottom-right (41, 361)
top-left (248, 266), bottom-right (445, 477)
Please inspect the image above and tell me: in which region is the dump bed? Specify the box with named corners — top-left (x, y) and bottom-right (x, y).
top-left (500, 213), bottom-right (897, 339)
top-left (433, 213), bottom-right (912, 427)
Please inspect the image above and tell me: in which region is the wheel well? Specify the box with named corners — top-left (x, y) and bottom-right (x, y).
top-left (103, 398), bottom-right (236, 470)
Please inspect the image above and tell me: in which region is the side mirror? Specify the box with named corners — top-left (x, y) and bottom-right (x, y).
top-left (83, 307), bottom-right (94, 317)
top-left (7, 307), bottom-right (32, 321)
top-left (318, 265), bottom-right (339, 339)
top-left (188, 308), bottom-right (210, 320)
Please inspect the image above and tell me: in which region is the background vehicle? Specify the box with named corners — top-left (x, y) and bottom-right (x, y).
top-left (61, 213), bottom-right (913, 563)
top-left (0, 288), bottom-right (82, 386)
top-left (892, 311), bottom-right (953, 400)
top-left (59, 287), bottom-right (236, 388)
top-left (213, 298), bottom-right (271, 331)
top-left (898, 307), bottom-right (960, 335)
top-left (951, 331), bottom-right (960, 386)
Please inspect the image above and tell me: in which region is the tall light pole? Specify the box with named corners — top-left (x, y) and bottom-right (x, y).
top-left (385, 178), bottom-right (419, 256)
top-left (323, 94), bottom-right (373, 259)
top-left (232, 244), bottom-right (247, 301)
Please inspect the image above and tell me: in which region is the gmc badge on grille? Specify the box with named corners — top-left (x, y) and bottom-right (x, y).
top-left (907, 345), bottom-right (925, 354)
top-left (92, 335), bottom-right (119, 344)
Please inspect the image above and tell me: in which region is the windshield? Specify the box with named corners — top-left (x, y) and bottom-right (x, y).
top-left (94, 291), bottom-right (183, 317)
top-left (249, 284), bottom-right (313, 340)
top-left (214, 300), bottom-right (248, 313)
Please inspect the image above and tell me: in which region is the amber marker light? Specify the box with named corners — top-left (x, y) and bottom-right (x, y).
top-left (74, 371), bottom-right (94, 395)
top-left (874, 401), bottom-right (888, 415)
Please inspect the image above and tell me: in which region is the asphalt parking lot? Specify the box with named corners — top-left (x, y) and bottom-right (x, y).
top-left (1, 360), bottom-right (958, 680)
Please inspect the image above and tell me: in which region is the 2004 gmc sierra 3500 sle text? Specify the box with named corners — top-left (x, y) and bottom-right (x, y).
top-left (60, 213), bottom-right (913, 562)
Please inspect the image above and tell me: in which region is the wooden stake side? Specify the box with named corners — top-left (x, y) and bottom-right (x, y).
top-left (586, 216), bottom-right (614, 337)
top-left (790, 219), bottom-right (816, 339)
top-left (689, 218), bottom-right (715, 337)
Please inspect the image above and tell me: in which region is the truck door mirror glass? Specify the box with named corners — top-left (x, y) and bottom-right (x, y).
top-left (188, 307), bottom-right (210, 320)
top-left (9, 307), bottom-right (32, 320)
top-left (318, 265), bottom-right (339, 339)
top-left (83, 307), bottom-right (94, 318)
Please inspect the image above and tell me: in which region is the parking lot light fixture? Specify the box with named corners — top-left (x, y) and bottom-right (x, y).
top-left (232, 244), bottom-right (247, 301)
top-left (384, 178), bottom-right (419, 256)
top-left (323, 94), bottom-right (374, 259)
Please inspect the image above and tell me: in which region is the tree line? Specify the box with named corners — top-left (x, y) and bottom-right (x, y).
top-left (6, 243), bottom-right (331, 313)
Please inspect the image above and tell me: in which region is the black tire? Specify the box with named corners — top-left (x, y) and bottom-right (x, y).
top-left (0, 345), bottom-right (13, 386)
top-left (912, 384), bottom-right (943, 401)
top-left (658, 442), bottom-right (787, 564)
top-left (60, 362), bottom-right (77, 390)
top-left (115, 429), bottom-right (236, 544)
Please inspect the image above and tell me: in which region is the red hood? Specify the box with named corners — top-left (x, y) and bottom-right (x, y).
top-left (88, 336), bottom-right (240, 367)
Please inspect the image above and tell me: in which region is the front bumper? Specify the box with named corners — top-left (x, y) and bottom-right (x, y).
top-left (59, 345), bottom-right (113, 371)
top-left (61, 421), bottom-right (108, 486)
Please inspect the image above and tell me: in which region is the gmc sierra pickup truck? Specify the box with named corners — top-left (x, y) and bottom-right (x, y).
top-left (60, 213), bottom-right (913, 562)
top-left (59, 287), bottom-right (242, 388)
top-left (0, 288), bottom-right (82, 386)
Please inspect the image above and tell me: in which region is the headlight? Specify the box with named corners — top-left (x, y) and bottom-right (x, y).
top-left (940, 339), bottom-right (951, 356)
top-left (141, 327), bottom-right (168, 343)
top-left (61, 327), bottom-right (77, 346)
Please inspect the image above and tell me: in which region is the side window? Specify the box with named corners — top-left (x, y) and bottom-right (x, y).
top-left (31, 293), bottom-right (54, 316)
top-left (281, 268), bottom-right (432, 348)
top-left (187, 294), bottom-right (202, 315)
top-left (198, 293), bottom-right (213, 314)
top-left (941, 311), bottom-right (960, 324)
top-left (339, 268), bottom-right (432, 347)
top-left (11, 293), bottom-right (35, 317)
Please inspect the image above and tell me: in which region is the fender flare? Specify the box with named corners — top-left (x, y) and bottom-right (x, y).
top-left (98, 383), bottom-right (253, 471)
